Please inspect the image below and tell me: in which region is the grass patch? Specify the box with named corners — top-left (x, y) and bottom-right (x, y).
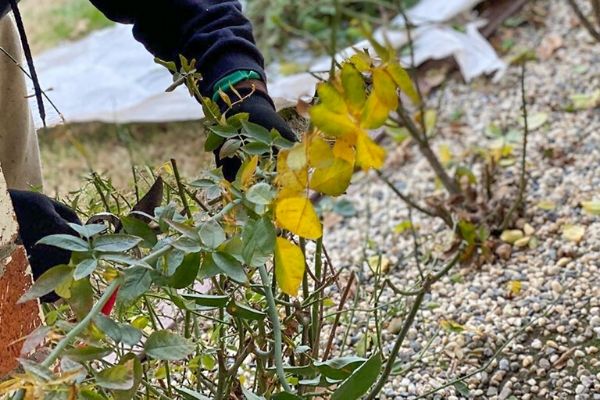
top-left (21, 0), bottom-right (113, 53)
top-left (39, 121), bottom-right (213, 197)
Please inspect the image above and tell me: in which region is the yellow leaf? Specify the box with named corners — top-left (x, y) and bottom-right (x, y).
top-left (310, 158), bottom-right (353, 196)
top-left (394, 220), bottom-right (414, 234)
top-left (276, 151), bottom-right (308, 198)
top-left (360, 91), bottom-right (390, 129)
top-left (356, 131), bottom-right (386, 170)
top-left (310, 104), bottom-right (357, 138)
top-left (373, 67), bottom-right (398, 110)
top-left (274, 237), bottom-right (306, 296)
top-left (438, 144), bottom-right (453, 166)
top-left (238, 155), bottom-right (259, 189)
top-left (308, 136), bottom-right (334, 169)
top-left (562, 224), bottom-right (586, 243)
top-left (582, 200), bottom-right (600, 215)
top-left (333, 137), bottom-right (356, 164)
top-left (349, 52), bottom-right (372, 72)
top-left (316, 82), bottom-right (348, 114)
top-left (275, 197), bottom-right (323, 239)
top-left (537, 200), bottom-right (556, 210)
top-left (508, 280), bottom-right (522, 296)
top-left (386, 62), bottom-right (420, 105)
top-left (367, 255), bottom-right (390, 273)
top-left (341, 63), bottom-right (367, 113)
top-left (287, 142), bottom-right (307, 171)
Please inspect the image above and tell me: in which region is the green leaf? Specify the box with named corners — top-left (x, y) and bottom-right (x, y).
top-left (183, 294), bottom-right (229, 309)
top-left (198, 253), bottom-right (221, 280)
top-left (246, 182), bottom-right (275, 205)
top-left (94, 363), bottom-right (135, 391)
top-left (18, 265), bottom-right (72, 303)
top-left (241, 387), bottom-right (266, 400)
top-left (118, 266), bottom-right (152, 304)
top-left (454, 381), bottom-right (470, 396)
top-left (209, 125), bottom-right (239, 138)
top-left (331, 352), bottom-right (382, 400)
top-left (199, 221), bottom-right (226, 249)
top-left (68, 278), bottom-right (94, 320)
top-left (64, 346), bottom-right (111, 362)
top-left (93, 234), bottom-right (143, 253)
top-left (121, 216), bottom-right (158, 247)
top-left (165, 219), bottom-right (200, 240)
top-left (119, 324), bottom-right (143, 347)
top-left (144, 331), bottom-right (195, 361)
top-left (172, 237), bottom-right (202, 253)
top-left (243, 141), bottom-right (271, 155)
top-left (204, 132), bottom-right (225, 152)
top-left (94, 314), bottom-right (123, 343)
top-left (219, 139), bottom-right (243, 159)
top-left (271, 393), bottom-right (303, 400)
top-left (176, 387), bottom-right (211, 400)
top-left (314, 356), bottom-right (366, 380)
top-left (212, 252), bottom-right (248, 283)
top-left (242, 120), bottom-right (272, 144)
top-left (168, 252), bottom-right (201, 289)
top-left (242, 217), bottom-right (276, 267)
top-left (226, 301), bottom-right (266, 321)
top-left (68, 223), bottom-right (107, 238)
top-left (37, 234), bottom-right (89, 252)
top-left (74, 258), bottom-right (98, 281)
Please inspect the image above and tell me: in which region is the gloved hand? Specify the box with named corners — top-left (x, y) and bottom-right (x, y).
top-left (8, 190), bottom-right (81, 303)
top-left (215, 82), bottom-right (297, 181)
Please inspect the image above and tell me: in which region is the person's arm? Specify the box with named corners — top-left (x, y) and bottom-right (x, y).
top-left (88, 0), bottom-right (265, 97)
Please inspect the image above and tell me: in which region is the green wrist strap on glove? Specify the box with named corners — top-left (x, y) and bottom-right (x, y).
top-left (212, 70), bottom-right (262, 102)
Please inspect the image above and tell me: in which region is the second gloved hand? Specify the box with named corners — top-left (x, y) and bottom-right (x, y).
top-left (215, 83), bottom-right (297, 181)
top-left (8, 190), bottom-right (81, 303)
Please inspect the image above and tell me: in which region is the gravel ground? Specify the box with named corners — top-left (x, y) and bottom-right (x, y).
top-left (320, 2), bottom-right (600, 398)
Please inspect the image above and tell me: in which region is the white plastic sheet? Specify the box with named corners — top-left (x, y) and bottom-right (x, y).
top-left (29, 0), bottom-right (506, 127)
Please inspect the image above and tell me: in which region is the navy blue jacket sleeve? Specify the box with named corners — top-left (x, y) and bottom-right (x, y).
top-left (88, 0), bottom-right (265, 96)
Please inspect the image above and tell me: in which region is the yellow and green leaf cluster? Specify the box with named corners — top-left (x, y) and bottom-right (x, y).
top-left (269, 51), bottom-right (418, 296)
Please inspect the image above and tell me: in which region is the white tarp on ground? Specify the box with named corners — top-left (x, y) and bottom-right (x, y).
top-left (28, 0), bottom-right (506, 127)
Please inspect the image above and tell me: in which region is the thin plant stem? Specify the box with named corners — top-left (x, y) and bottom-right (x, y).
top-left (170, 159), bottom-right (193, 220)
top-left (258, 264), bottom-right (292, 393)
top-left (394, 107), bottom-right (462, 195)
top-left (501, 62), bottom-right (529, 231)
top-left (366, 290), bottom-right (425, 399)
top-left (567, 0), bottom-right (600, 42)
top-left (41, 278), bottom-right (122, 368)
top-left (311, 238), bottom-right (323, 359)
top-left (365, 251), bottom-right (462, 399)
top-left (323, 272), bottom-right (355, 360)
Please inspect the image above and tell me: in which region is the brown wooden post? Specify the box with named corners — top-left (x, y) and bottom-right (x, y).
top-left (0, 168), bottom-right (41, 377)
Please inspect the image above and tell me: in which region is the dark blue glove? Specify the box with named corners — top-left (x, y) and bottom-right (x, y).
top-left (8, 190), bottom-right (81, 303)
top-left (216, 85), bottom-right (297, 181)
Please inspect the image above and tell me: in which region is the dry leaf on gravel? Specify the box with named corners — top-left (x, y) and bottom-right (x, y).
top-left (537, 33), bottom-right (563, 60)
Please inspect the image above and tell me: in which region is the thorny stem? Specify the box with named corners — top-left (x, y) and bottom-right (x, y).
top-left (501, 62), bottom-right (529, 231)
top-left (258, 264), bottom-right (292, 393)
top-left (42, 278), bottom-right (123, 368)
top-left (394, 107), bottom-right (462, 196)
